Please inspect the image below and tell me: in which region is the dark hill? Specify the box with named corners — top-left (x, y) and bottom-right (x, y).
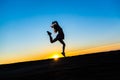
top-left (0, 50), bottom-right (120, 80)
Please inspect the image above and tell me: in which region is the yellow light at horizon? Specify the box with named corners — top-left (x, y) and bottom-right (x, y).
top-left (53, 55), bottom-right (59, 60)
top-left (1, 43), bottom-right (120, 65)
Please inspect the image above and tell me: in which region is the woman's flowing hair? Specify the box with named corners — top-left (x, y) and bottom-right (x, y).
top-left (52, 21), bottom-right (61, 33)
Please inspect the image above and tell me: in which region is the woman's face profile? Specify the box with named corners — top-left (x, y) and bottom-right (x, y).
top-left (51, 23), bottom-right (57, 28)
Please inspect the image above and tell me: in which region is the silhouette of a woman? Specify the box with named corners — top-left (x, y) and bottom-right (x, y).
top-left (47, 21), bottom-right (66, 57)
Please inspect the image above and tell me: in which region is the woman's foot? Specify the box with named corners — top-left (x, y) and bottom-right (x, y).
top-left (61, 52), bottom-right (66, 57)
top-left (47, 31), bottom-right (52, 35)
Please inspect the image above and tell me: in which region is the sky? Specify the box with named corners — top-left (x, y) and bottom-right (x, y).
top-left (0, 0), bottom-right (120, 64)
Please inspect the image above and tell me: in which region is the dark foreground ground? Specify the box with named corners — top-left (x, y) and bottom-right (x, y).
top-left (0, 50), bottom-right (120, 80)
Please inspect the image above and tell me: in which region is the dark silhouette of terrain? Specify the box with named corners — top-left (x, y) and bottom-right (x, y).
top-left (0, 50), bottom-right (120, 80)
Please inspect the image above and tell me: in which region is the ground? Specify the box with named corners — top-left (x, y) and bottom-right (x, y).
top-left (0, 50), bottom-right (120, 80)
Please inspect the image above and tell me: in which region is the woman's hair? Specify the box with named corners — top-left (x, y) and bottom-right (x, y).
top-left (52, 21), bottom-right (58, 25)
top-left (52, 21), bottom-right (61, 33)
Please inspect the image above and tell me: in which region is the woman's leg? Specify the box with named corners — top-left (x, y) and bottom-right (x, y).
top-left (59, 39), bottom-right (66, 57)
top-left (47, 31), bottom-right (57, 43)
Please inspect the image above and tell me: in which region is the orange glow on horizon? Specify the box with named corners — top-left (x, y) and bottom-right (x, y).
top-left (67, 43), bottom-right (120, 56)
top-left (1, 43), bottom-right (120, 65)
top-left (52, 55), bottom-right (59, 60)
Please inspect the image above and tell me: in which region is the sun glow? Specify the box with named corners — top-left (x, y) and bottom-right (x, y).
top-left (53, 55), bottom-right (59, 60)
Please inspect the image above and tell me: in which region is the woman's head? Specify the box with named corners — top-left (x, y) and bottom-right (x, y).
top-left (51, 21), bottom-right (58, 28)
top-left (51, 21), bottom-right (60, 33)
top-left (52, 21), bottom-right (58, 25)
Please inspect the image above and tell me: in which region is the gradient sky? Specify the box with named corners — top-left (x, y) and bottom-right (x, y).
top-left (0, 0), bottom-right (120, 64)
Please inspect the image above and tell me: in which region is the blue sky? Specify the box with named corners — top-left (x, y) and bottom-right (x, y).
top-left (0, 0), bottom-right (120, 64)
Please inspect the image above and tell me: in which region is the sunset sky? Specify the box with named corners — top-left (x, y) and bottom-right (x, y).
top-left (0, 0), bottom-right (120, 64)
